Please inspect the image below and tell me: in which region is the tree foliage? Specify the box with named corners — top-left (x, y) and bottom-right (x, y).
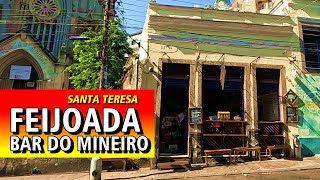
top-left (66, 19), bottom-right (133, 89)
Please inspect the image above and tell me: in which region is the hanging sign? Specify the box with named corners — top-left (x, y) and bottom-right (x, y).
top-left (283, 89), bottom-right (299, 107)
top-left (220, 65), bottom-right (226, 90)
top-left (9, 65), bottom-right (32, 80)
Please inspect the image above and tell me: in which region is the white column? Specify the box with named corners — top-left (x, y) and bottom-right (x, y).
top-left (89, 158), bottom-right (102, 180)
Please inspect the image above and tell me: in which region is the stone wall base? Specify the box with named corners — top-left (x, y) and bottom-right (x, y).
top-left (0, 158), bottom-right (150, 177)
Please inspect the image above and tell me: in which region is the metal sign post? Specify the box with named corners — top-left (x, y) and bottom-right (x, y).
top-left (102, 67), bottom-right (108, 85)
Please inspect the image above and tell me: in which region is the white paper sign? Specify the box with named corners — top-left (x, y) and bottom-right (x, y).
top-left (9, 65), bottom-right (32, 80)
top-left (26, 82), bottom-right (35, 87)
top-left (301, 129), bottom-right (310, 136)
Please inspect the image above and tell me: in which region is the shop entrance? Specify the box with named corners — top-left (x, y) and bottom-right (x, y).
top-left (202, 65), bottom-right (246, 151)
top-left (256, 68), bottom-right (284, 152)
top-left (257, 68), bottom-right (280, 121)
top-left (0, 58), bottom-right (40, 89)
top-left (12, 66), bottom-right (39, 89)
top-left (160, 63), bottom-right (190, 156)
top-left (202, 65), bottom-right (244, 119)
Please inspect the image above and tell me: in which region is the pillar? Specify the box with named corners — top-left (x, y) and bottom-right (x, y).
top-left (89, 158), bottom-right (102, 180)
top-left (189, 63), bottom-right (203, 163)
top-left (249, 65), bottom-right (259, 147)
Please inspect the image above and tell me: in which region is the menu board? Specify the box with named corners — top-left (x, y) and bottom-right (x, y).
top-left (190, 108), bottom-right (202, 123)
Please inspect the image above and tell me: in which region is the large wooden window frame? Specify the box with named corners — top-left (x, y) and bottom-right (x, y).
top-left (298, 21), bottom-right (320, 72)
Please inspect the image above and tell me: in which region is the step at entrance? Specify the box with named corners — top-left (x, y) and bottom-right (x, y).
top-left (157, 160), bottom-right (190, 170)
top-left (157, 156), bottom-right (190, 170)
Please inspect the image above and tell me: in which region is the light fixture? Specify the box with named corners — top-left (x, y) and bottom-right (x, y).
top-left (69, 36), bottom-right (90, 41)
top-left (291, 69), bottom-right (297, 77)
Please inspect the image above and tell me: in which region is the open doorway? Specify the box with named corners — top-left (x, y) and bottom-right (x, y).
top-left (202, 65), bottom-right (246, 151)
top-left (202, 65), bottom-right (244, 120)
top-left (0, 58), bottom-right (40, 89)
top-left (257, 68), bottom-right (280, 122)
top-left (160, 63), bottom-right (190, 156)
top-left (12, 66), bottom-right (39, 89)
top-left (256, 68), bottom-right (284, 152)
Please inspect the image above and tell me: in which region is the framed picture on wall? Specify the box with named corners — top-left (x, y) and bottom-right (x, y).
top-left (287, 106), bottom-right (299, 123)
top-left (188, 107), bottom-right (202, 124)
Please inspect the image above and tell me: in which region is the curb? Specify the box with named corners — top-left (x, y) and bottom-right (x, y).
top-left (104, 162), bottom-right (320, 180)
top-left (161, 167), bottom-right (320, 180)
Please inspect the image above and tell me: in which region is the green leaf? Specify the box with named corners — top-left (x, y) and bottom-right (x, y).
top-left (66, 19), bottom-right (133, 89)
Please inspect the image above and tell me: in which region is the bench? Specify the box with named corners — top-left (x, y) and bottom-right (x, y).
top-left (233, 147), bottom-right (261, 162)
top-left (102, 158), bottom-right (127, 171)
top-left (204, 149), bottom-right (233, 166)
top-left (266, 144), bottom-right (291, 159)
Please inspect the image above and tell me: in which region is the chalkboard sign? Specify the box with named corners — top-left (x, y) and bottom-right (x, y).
top-left (189, 107), bottom-right (202, 124)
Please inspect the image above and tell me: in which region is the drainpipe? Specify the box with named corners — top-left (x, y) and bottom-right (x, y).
top-left (293, 134), bottom-right (300, 158)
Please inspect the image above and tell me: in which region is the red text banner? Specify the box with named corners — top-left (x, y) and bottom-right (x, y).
top-left (0, 90), bottom-right (155, 158)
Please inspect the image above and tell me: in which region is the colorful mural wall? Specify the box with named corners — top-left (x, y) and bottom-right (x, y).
top-left (295, 74), bottom-right (320, 156)
top-left (289, 0), bottom-right (320, 156)
top-left (296, 74), bottom-right (320, 156)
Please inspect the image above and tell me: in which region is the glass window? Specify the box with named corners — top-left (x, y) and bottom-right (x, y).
top-left (302, 25), bottom-right (320, 69)
top-left (268, 0), bottom-right (273, 9)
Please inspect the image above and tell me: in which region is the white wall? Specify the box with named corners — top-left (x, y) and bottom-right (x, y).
top-left (269, 0), bottom-right (289, 16)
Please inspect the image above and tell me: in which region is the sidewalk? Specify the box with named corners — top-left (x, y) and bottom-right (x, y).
top-left (1, 157), bottom-right (320, 180)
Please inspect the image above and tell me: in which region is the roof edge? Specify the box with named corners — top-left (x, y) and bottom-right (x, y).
top-left (0, 29), bottom-right (58, 63)
top-left (150, 3), bottom-right (293, 19)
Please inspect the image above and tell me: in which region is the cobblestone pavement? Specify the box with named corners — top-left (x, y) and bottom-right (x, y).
top-left (0, 157), bottom-right (319, 180)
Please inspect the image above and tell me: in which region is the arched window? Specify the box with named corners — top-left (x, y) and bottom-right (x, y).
top-left (26, 17), bottom-right (57, 53)
top-left (25, 0), bottom-right (72, 58)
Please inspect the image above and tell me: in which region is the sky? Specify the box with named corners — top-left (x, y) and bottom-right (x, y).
top-left (120, 0), bottom-right (231, 34)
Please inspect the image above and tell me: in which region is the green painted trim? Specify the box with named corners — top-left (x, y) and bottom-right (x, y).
top-left (156, 29), bottom-right (301, 50)
top-left (290, 0), bottom-right (320, 18)
top-left (150, 40), bottom-right (289, 57)
top-left (299, 17), bottom-right (320, 24)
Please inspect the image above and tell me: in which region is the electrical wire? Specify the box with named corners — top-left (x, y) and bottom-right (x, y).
top-left (1, 1), bottom-right (320, 64)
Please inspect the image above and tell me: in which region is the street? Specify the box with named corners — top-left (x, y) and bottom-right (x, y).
top-left (180, 169), bottom-right (320, 180)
